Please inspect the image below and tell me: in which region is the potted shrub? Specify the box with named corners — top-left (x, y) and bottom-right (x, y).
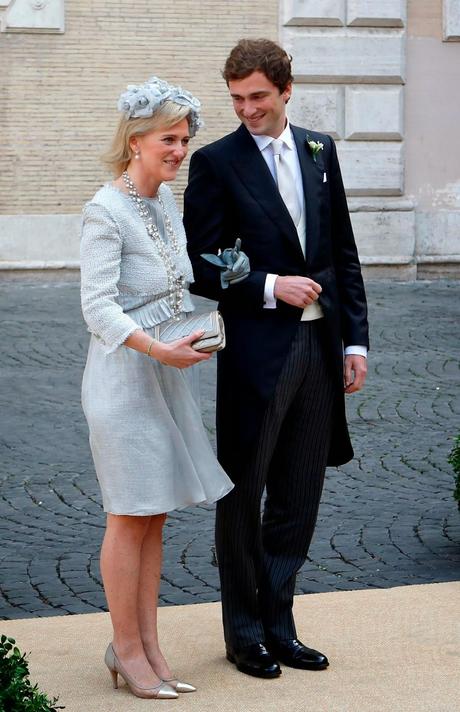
top-left (448, 434), bottom-right (460, 510)
top-left (0, 635), bottom-right (64, 711)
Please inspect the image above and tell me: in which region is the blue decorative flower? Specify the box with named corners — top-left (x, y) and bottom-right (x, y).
top-left (117, 76), bottom-right (203, 136)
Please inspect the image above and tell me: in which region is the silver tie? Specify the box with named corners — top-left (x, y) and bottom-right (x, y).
top-left (271, 138), bottom-right (301, 227)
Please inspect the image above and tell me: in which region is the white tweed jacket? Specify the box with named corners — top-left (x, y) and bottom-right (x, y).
top-left (80, 183), bottom-right (195, 354)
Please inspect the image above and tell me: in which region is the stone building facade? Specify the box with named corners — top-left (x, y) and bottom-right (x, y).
top-left (0, 0), bottom-right (458, 278)
top-left (283, 0), bottom-right (460, 279)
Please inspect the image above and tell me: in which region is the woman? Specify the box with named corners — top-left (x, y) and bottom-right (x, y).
top-left (80, 76), bottom-right (233, 700)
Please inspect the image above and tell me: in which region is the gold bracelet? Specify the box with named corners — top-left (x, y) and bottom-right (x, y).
top-left (146, 339), bottom-right (155, 358)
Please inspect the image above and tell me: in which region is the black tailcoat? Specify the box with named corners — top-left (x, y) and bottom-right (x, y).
top-left (183, 123), bottom-right (369, 472)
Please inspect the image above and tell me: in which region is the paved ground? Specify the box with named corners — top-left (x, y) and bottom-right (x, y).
top-left (0, 280), bottom-right (459, 620)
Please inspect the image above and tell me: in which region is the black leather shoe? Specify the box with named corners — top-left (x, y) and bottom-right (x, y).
top-left (226, 642), bottom-right (281, 678)
top-left (267, 638), bottom-right (329, 670)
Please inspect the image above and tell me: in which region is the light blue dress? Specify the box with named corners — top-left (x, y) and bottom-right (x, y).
top-left (80, 183), bottom-right (233, 515)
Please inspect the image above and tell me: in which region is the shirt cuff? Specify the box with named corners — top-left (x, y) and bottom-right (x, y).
top-left (263, 273), bottom-right (278, 309)
top-left (344, 345), bottom-right (368, 358)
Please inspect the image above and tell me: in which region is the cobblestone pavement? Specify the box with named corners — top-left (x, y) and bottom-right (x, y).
top-left (0, 281), bottom-right (459, 620)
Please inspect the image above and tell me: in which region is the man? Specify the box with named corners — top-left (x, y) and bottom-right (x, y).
top-left (183, 39), bottom-right (369, 679)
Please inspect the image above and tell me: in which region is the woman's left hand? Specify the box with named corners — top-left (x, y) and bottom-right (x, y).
top-left (149, 330), bottom-right (212, 368)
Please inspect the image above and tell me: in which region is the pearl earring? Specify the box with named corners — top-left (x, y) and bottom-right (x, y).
top-left (135, 151), bottom-right (140, 160)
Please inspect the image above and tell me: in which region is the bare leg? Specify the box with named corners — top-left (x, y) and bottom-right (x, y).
top-left (137, 513), bottom-right (173, 679)
top-left (100, 513), bottom-right (162, 687)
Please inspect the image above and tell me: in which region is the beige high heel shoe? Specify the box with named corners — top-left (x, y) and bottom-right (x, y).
top-left (104, 644), bottom-right (178, 699)
top-left (162, 677), bottom-right (196, 693)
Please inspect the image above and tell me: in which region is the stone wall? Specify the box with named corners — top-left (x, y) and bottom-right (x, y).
top-left (405, 0), bottom-right (460, 278)
top-left (0, 0), bottom-right (458, 277)
top-left (283, 0), bottom-right (460, 279)
top-left (0, 0), bottom-right (277, 268)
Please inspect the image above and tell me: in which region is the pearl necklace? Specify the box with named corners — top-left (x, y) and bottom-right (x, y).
top-left (122, 171), bottom-right (184, 319)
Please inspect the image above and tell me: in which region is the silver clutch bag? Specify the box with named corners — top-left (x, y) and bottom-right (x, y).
top-left (152, 311), bottom-right (226, 353)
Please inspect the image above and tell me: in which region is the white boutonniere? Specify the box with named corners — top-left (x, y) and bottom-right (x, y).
top-left (307, 137), bottom-right (324, 163)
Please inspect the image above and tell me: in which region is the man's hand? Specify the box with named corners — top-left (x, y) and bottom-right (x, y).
top-left (344, 355), bottom-right (367, 394)
top-left (274, 276), bottom-right (322, 308)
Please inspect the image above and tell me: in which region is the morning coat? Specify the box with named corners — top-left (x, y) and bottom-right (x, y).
top-left (183, 123), bottom-right (369, 471)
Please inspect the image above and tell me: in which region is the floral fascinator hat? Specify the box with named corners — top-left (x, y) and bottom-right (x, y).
top-left (117, 76), bottom-right (203, 137)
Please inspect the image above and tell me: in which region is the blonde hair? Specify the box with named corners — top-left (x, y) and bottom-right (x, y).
top-left (102, 101), bottom-right (191, 176)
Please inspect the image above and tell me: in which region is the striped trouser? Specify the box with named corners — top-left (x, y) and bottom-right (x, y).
top-left (215, 319), bottom-right (335, 649)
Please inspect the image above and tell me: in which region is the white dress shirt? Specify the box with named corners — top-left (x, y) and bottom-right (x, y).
top-left (249, 121), bottom-right (367, 358)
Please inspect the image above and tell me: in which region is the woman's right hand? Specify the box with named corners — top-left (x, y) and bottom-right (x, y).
top-left (149, 330), bottom-right (212, 368)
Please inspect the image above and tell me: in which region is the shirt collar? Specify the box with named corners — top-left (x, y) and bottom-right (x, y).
top-left (250, 119), bottom-right (295, 153)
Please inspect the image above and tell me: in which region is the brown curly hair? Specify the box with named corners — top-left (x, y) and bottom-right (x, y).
top-left (222, 38), bottom-right (293, 93)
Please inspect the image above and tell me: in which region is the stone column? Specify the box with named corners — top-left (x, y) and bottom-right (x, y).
top-left (405, 0), bottom-right (460, 279)
top-left (282, 0), bottom-right (416, 279)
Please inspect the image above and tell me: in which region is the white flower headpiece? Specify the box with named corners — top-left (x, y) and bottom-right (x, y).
top-left (117, 76), bottom-right (203, 137)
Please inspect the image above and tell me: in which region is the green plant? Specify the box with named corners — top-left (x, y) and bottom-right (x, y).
top-left (448, 434), bottom-right (460, 509)
top-left (0, 635), bottom-right (64, 712)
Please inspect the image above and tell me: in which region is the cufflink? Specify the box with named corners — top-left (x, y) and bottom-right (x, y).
top-left (323, 172), bottom-right (327, 183)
